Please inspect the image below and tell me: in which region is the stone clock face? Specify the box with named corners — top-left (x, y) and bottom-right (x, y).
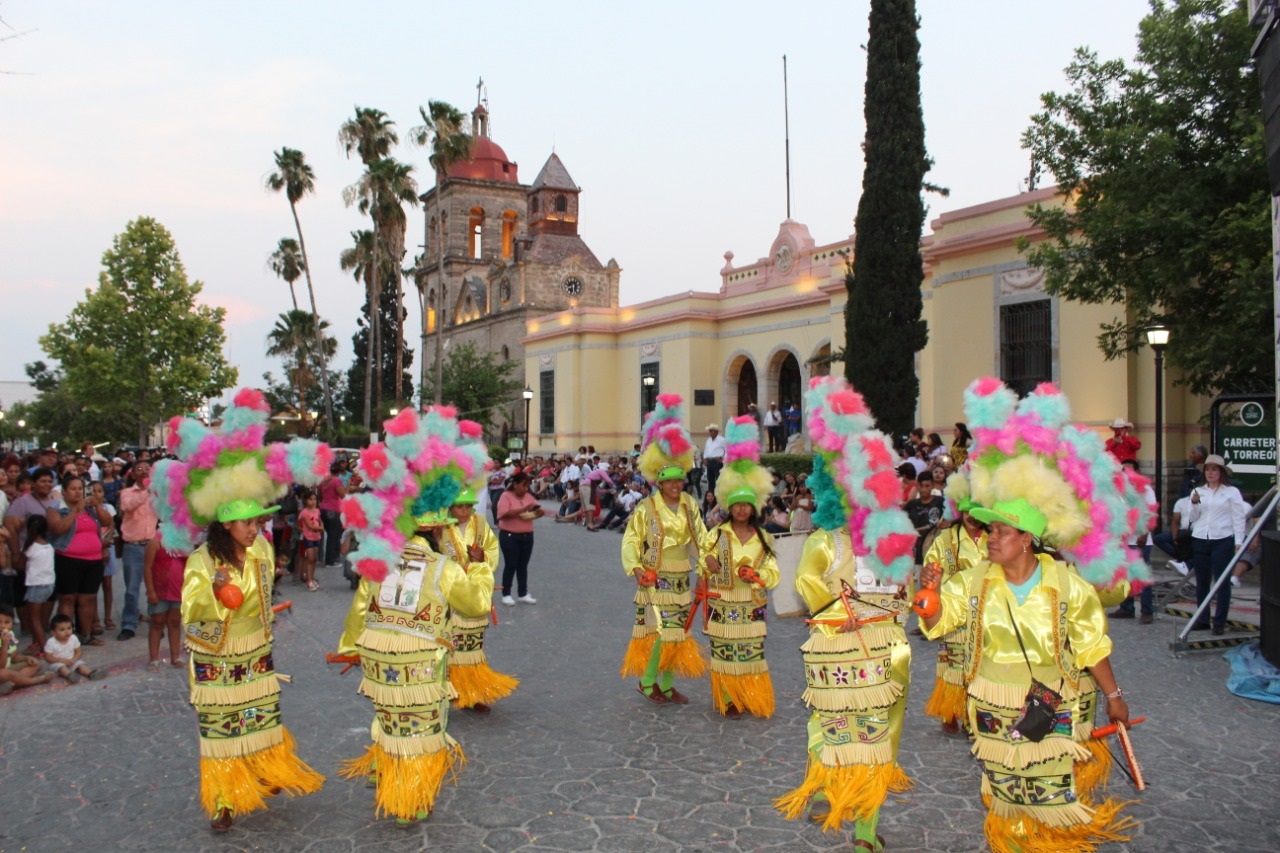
top-left (563, 276), bottom-right (583, 297)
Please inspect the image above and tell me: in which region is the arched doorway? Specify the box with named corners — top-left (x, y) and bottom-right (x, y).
top-left (777, 353), bottom-right (801, 411)
top-left (737, 360), bottom-right (758, 416)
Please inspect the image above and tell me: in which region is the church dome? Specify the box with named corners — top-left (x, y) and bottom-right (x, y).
top-left (447, 137), bottom-right (519, 183)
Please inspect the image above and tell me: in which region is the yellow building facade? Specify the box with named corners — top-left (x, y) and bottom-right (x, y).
top-left (522, 187), bottom-right (1206, 480)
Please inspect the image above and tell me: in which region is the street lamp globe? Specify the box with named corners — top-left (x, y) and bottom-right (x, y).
top-left (522, 387), bottom-right (533, 401)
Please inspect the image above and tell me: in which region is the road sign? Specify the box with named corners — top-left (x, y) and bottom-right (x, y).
top-left (1213, 395), bottom-right (1276, 498)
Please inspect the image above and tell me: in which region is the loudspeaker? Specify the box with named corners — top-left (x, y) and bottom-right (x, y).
top-left (1260, 531), bottom-right (1280, 668)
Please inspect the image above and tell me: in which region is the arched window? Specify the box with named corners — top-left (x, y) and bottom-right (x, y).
top-left (530, 196), bottom-right (539, 214)
top-left (501, 345), bottom-right (510, 361)
top-left (555, 194), bottom-right (567, 213)
top-left (427, 289), bottom-right (437, 334)
top-left (468, 206), bottom-right (484, 258)
top-left (501, 210), bottom-right (517, 259)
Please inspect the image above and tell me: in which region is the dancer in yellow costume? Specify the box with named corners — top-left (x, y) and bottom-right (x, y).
top-left (620, 393), bottom-right (708, 705)
top-left (181, 500), bottom-right (325, 832)
top-left (440, 487), bottom-right (518, 713)
top-left (917, 377), bottom-right (1147, 853)
top-left (332, 404), bottom-right (495, 825)
top-left (774, 377), bottom-right (920, 852)
top-left (156, 387), bottom-right (331, 833)
top-left (922, 496), bottom-right (988, 734)
top-left (337, 511), bottom-right (493, 824)
top-left (697, 414), bottom-right (779, 718)
top-left (920, 500), bottom-right (1132, 853)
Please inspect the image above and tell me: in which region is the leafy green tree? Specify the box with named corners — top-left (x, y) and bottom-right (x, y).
top-left (1021, 0), bottom-right (1269, 396)
top-left (265, 309), bottom-right (337, 437)
top-left (410, 100), bottom-right (473, 404)
top-left (266, 147), bottom-right (334, 430)
top-left (340, 230), bottom-right (413, 424)
top-left (268, 237), bottom-right (304, 310)
top-left (7, 363), bottom-right (114, 450)
top-left (40, 217), bottom-right (237, 447)
top-left (844, 0), bottom-right (936, 440)
top-left (420, 340), bottom-right (522, 434)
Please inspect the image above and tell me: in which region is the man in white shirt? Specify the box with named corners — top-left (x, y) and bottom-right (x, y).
top-left (762, 402), bottom-right (783, 453)
top-left (703, 424), bottom-right (727, 494)
top-left (556, 457), bottom-right (583, 500)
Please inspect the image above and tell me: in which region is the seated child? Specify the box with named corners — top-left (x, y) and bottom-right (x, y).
top-left (0, 603), bottom-right (54, 694)
top-left (44, 613), bottom-right (106, 683)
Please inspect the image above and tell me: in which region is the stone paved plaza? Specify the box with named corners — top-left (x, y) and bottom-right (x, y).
top-left (1, 510), bottom-right (1278, 852)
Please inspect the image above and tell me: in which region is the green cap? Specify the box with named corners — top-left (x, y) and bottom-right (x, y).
top-left (955, 496), bottom-right (974, 513)
top-left (216, 499), bottom-right (279, 523)
top-left (414, 509), bottom-right (457, 528)
top-left (657, 466), bottom-right (686, 482)
top-left (969, 498), bottom-right (1047, 539)
top-left (726, 486), bottom-right (759, 508)
top-left (452, 487), bottom-right (478, 505)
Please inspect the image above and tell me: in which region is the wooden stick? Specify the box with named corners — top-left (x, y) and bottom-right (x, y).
top-left (1116, 721), bottom-right (1146, 791)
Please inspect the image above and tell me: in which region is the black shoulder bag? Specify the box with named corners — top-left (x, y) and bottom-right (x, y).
top-left (1007, 601), bottom-right (1064, 742)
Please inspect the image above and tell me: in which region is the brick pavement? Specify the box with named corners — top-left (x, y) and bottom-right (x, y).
top-left (1, 511), bottom-right (1277, 852)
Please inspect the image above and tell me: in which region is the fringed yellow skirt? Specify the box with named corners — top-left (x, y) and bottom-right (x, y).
top-left (969, 675), bottom-right (1135, 853)
top-left (775, 623), bottom-right (912, 832)
top-left (924, 626), bottom-right (968, 724)
top-left (189, 630), bottom-right (324, 818)
top-left (342, 628), bottom-right (461, 820)
top-left (620, 571), bottom-right (706, 679)
top-left (449, 611), bottom-right (519, 708)
top-left (706, 588), bottom-right (773, 717)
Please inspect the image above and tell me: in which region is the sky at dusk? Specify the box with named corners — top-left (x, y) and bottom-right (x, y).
top-left (0, 0), bottom-right (1157, 405)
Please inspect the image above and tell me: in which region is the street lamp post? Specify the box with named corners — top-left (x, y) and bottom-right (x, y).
top-left (1146, 325), bottom-right (1170, 527)
top-left (522, 387), bottom-right (534, 458)
top-left (641, 374), bottom-right (656, 427)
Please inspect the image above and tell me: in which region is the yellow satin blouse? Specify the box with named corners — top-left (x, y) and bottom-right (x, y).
top-left (924, 554), bottom-right (1112, 672)
top-left (181, 536), bottom-right (276, 640)
top-left (698, 522), bottom-right (781, 591)
top-left (621, 492), bottom-right (708, 575)
top-left (336, 535), bottom-right (494, 657)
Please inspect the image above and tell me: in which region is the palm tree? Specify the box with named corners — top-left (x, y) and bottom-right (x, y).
top-left (339, 107), bottom-right (403, 426)
top-left (410, 100), bottom-right (473, 405)
top-left (345, 157), bottom-right (419, 410)
top-left (266, 309), bottom-right (336, 437)
top-left (268, 237), bottom-right (304, 310)
top-left (266, 147), bottom-right (334, 433)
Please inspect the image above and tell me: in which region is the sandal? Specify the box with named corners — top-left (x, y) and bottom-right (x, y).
top-left (83, 636), bottom-right (105, 647)
top-left (104, 620), bottom-right (117, 630)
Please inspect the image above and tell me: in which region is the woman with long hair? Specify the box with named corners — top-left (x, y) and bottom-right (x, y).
top-left (182, 500), bottom-right (324, 832)
top-left (157, 387), bottom-right (330, 833)
top-left (699, 418), bottom-right (779, 718)
top-left (950, 421), bottom-right (972, 466)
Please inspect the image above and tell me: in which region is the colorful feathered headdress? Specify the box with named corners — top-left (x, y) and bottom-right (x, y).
top-left (713, 415), bottom-right (773, 510)
top-left (151, 388), bottom-right (333, 553)
top-left (637, 393), bottom-right (695, 484)
top-left (339, 406), bottom-right (490, 583)
top-left (804, 376), bottom-right (918, 584)
top-left (947, 377), bottom-right (1152, 587)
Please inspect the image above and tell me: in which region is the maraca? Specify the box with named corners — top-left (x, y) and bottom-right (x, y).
top-left (737, 564), bottom-right (763, 586)
top-left (217, 583), bottom-right (246, 610)
top-left (636, 569), bottom-right (659, 588)
top-left (912, 561), bottom-right (941, 618)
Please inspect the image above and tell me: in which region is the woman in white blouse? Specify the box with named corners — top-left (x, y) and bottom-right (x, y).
top-left (1186, 454), bottom-right (1254, 635)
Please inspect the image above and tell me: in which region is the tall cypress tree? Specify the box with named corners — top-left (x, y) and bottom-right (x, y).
top-left (845, 0), bottom-right (933, 441)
